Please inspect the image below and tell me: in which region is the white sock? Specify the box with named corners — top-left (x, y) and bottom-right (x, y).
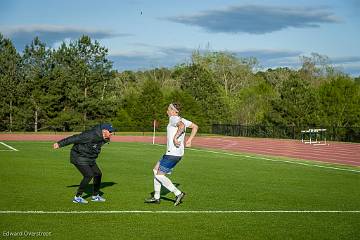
top-left (155, 174), bottom-right (181, 196)
top-left (153, 178), bottom-right (161, 199)
top-left (153, 169), bottom-right (161, 199)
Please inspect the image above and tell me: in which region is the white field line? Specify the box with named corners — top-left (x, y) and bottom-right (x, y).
top-left (0, 210), bottom-right (359, 214)
top-left (0, 142), bottom-right (18, 151)
top-left (152, 144), bottom-right (360, 174)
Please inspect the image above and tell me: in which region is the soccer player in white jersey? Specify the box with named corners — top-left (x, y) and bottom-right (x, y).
top-left (145, 103), bottom-right (198, 206)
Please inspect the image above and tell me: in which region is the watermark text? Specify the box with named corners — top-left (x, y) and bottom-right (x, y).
top-left (3, 231), bottom-right (52, 237)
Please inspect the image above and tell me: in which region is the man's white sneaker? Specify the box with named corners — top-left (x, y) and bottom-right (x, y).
top-left (73, 196), bottom-right (88, 204)
top-left (91, 195), bottom-right (106, 202)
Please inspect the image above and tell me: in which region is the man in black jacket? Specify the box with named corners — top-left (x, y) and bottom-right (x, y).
top-left (53, 123), bottom-right (115, 204)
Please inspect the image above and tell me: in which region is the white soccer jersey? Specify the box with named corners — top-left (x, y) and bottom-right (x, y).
top-left (166, 116), bottom-right (192, 156)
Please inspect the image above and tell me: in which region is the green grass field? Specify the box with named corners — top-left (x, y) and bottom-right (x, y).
top-left (0, 141), bottom-right (359, 239)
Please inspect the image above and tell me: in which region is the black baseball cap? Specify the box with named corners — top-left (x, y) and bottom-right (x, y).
top-left (101, 123), bottom-right (116, 133)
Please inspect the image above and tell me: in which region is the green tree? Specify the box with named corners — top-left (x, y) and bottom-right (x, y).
top-left (354, 76), bottom-right (360, 85)
top-left (233, 77), bottom-right (276, 125)
top-left (0, 34), bottom-right (22, 131)
top-left (299, 53), bottom-right (342, 87)
top-left (176, 64), bottom-right (230, 126)
top-left (113, 70), bottom-right (139, 100)
top-left (22, 37), bottom-right (53, 131)
top-left (134, 78), bottom-right (165, 131)
top-left (53, 35), bottom-right (115, 130)
top-left (192, 51), bottom-right (257, 96)
top-left (317, 76), bottom-right (360, 127)
top-left (266, 73), bottom-right (319, 127)
top-left (46, 42), bottom-right (82, 131)
top-left (259, 67), bottom-right (293, 92)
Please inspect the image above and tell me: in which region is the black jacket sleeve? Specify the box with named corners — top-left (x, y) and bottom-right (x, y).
top-left (57, 130), bottom-right (99, 148)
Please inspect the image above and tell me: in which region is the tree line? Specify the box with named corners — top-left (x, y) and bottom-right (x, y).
top-left (1, 34), bottom-right (359, 138)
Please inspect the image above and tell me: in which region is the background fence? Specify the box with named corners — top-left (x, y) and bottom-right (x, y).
top-left (211, 124), bottom-right (360, 143)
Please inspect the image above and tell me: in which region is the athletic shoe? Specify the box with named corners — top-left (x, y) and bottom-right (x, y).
top-left (73, 196), bottom-right (88, 204)
top-left (144, 197), bottom-right (160, 204)
top-left (91, 195), bottom-right (106, 202)
top-left (174, 192), bottom-right (185, 206)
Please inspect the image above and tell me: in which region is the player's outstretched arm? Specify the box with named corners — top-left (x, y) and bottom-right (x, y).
top-left (55, 130), bottom-right (95, 149)
top-left (185, 123), bottom-right (198, 147)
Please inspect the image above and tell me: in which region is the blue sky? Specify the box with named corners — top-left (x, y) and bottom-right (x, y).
top-left (1, 0), bottom-right (360, 75)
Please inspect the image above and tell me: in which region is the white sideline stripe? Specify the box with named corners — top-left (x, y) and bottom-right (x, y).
top-left (0, 142), bottom-right (18, 151)
top-left (153, 144), bottom-right (360, 174)
top-left (0, 210), bottom-right (359, 214)
top-left (187, 148), bottom-right (360, 174)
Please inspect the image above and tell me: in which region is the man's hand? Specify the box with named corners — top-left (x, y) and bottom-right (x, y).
top-left (185, 123), bottom-right (198, 148)
top-left (53, 143), bottom-right (59, 149)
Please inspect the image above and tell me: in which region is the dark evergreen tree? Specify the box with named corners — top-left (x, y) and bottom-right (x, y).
top-left (22, 37), bottom-right (53, 131)
top-left (0, 34), bottom-right (22, 131)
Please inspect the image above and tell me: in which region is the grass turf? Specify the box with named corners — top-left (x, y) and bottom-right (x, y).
top-left (0, 141), bottom-right (359, 239)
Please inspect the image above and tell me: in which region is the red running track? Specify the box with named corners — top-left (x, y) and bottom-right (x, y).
top-left (0, 134), bottom-right (359, 167)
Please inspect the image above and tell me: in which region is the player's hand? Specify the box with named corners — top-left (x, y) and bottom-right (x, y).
top-left (53, 143), bottom-right (59, 149)
top-left (185, 140), bottom-right (192, 148)
top-left (173, 138), bottom-right (180, 148)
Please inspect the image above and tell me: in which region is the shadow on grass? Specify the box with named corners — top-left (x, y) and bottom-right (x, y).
top-left (67, 181), bottom-right (117, 199)
top-left (148, 183), bottom-right (181, 203)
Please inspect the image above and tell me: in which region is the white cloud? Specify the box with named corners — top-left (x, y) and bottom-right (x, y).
top-left (165, 5), bottom-right (340, 34)
top-left (0, 24), bottom-right (129, 50)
